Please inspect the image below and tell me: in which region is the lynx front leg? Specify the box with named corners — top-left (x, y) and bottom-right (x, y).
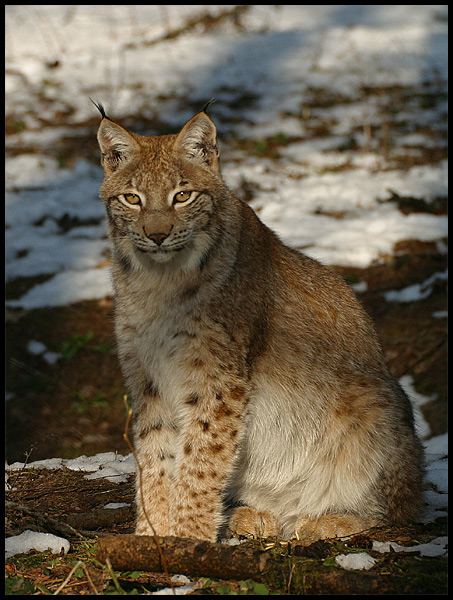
top-left (169, 385), bottom-right (247, 542)
top-left (132, 397), bottom-right (178, 537)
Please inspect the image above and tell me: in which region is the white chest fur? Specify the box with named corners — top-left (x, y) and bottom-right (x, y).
top-left (116, 264), bottom-right (202, 410)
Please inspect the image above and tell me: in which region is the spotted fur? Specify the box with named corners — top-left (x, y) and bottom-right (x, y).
top-left (96, 107), bottom-right (424, 542)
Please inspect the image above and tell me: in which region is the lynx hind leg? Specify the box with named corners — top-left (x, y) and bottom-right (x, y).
top-left (227, 506), bottom-right (283, 539)
top-left (295, 513), bottom-right (380, 545)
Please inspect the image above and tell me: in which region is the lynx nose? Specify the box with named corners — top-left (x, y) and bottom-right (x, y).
top-left (147, 232), bottom-right (169, 246)
top-left (143, 224), bottom-right (173, 246)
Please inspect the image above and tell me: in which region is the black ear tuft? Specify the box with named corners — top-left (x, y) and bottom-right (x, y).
top-left (90, 98), bottom-right (109, 120)
top-left (200, 98), bottom-right (216, 115)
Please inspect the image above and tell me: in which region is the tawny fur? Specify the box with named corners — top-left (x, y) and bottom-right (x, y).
top-left (96, 107), bottom-right (424, 543)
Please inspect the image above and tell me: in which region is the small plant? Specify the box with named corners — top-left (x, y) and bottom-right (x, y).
top-left (59, 331), bottom-right (94, 359)
top-left (5, 575), bottom-right (36, 594)
top-left (71, 391), bottom-right (107, 414)
top-left (58, 331), bottom-right (114, 359)
top-left (216, 579), bottom-right (272, 595)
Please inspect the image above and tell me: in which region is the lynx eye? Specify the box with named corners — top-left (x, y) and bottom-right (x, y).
top-left (123, 193), bottom-right (141, 206)
top-left (173, 190), bottom-right (192, 204)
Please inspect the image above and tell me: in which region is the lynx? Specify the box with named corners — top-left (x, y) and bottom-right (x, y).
top-left (95, 102), bottom-right (424, 543)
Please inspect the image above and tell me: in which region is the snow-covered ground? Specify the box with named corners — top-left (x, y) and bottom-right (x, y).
top-left (5, 5), bottom-right (447, 308)
top-left (5, 5), bottom-right (447, 576)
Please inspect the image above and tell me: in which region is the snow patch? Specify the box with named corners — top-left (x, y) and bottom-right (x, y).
top-left (5, 530), bottom-right (70, 559)
top-left (335, 552), bottom-right (376, 571)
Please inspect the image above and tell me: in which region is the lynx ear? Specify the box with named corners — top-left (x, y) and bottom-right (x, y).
top-left (97, 118), bottom-right (140, 174)
top-left (174, 112), bottom-right (220, 171)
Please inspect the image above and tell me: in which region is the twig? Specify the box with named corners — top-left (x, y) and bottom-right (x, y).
top-left (53, 560), bottom-right (83, 595)
top-left (124, 5), bottom-right (249, 49)
top-left (105, 557), bottom-right (124, 594)
top-left (286, 561), bottom-right (296, 594)
top-left (82, 562), bottom-right (99, 595)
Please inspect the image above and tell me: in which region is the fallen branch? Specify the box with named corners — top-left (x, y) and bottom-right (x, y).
top-left (52, 560), bottom-right (84, 595)
top-left (64, 506), bottom-right (132, 530)
top-left (6, 500), bottom-right (88, 541)
top-left (96, 534), bottom-right (439, 594)
top-left (97, 534), bottom-right (272, 581)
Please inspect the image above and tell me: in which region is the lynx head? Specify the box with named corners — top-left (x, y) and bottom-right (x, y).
top-left (95, 102), bottom-right (225, 267)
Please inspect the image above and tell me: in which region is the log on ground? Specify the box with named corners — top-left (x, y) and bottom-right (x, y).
top-left (96, 534), bottom-right (445, 594)
top-left (97, 534), bottom-right (274, 581)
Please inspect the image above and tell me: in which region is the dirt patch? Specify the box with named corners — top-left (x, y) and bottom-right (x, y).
top-left (6, 299), bottom-right (130, 463)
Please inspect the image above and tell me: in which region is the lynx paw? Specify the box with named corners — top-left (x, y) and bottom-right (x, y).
top-left (228, 506), bottom-right (282, 539)
top-left (295, 514), bottom-right (378, 545)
